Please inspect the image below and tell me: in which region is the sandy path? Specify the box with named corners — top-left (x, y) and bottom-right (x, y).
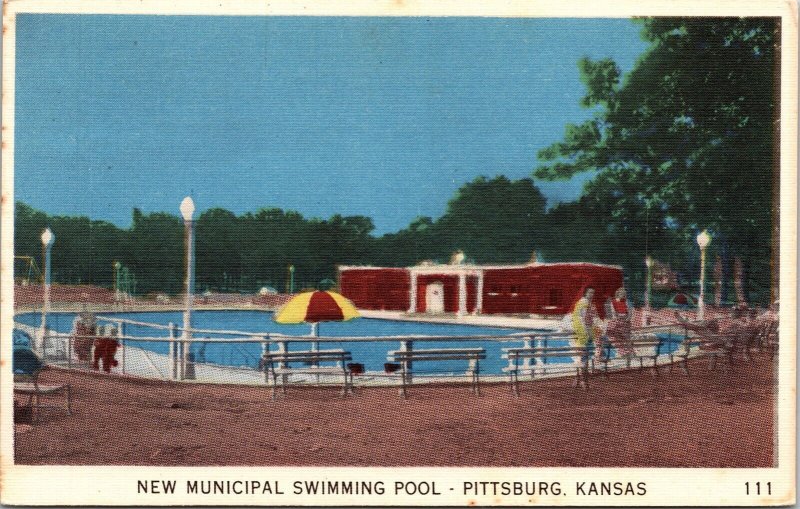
top-left (14, 353), bottom-right (775, 467)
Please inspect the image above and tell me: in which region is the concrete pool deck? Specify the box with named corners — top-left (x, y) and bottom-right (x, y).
top-left (358, 309), bottom-right (561, 330)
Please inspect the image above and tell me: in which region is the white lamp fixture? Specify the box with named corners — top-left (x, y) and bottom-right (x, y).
top-left (180, 196), bottom-right (195, 222)
top-left (696, 230), bottom-right (711, 250)
top-left (41, 227), bottom-right (54, 247)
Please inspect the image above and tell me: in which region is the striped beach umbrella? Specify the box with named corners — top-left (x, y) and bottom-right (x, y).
top-left (274, 290), bottom-right (360, 331)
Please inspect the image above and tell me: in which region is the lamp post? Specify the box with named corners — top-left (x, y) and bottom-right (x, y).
top-left (696, 230), bottom-right (711, 321)
top-left (643, 255), bottom-right (653, 326)
top-left (113, 261), bottom-right (122, 302)
top-left (288, 264), bottom-right (295, 294)
top-left (39, 228), bottom-right (55, 355)
top-left (180, 197), bottom-right (196, 379)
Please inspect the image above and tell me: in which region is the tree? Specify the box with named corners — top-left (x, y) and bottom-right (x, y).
top-left (535, 18), bottom-right (778, 303)
top-left (371, 176), bottom-right (548, 266)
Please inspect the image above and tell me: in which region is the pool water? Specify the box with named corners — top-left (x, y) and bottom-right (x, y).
top-left (15, 310), bottom-right (547, 375)
top-left (14, 310), bottom-right (685, 375)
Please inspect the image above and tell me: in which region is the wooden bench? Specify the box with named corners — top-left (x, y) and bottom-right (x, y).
top-left (593, 332), bottom-right (675, 377)
top-left (261, 349), bottom-right (354, 399)
top-left (387, 347), bottom-right (486, 398)
top-left (503, 346), bottom-right (591, 395)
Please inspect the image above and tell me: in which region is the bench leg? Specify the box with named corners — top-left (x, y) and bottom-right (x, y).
top-left (651, 357), bottom-right (659, 377)
top-left (340, 371), bottom-right (354, 397)
top-left (473, 372), bottom-right (481, 396)
top-left (33, 393), bottom-right (40, 424)
top-left (399, 367), bottom-right (408, 399)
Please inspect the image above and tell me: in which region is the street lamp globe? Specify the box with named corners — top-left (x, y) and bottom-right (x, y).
top-left (180, 196), bottom-right (195, 221)
top-left (41, 227), bottom-right (54, 247)
top-left (645, 255), bottom-right (653, 267)
top-left (696, 230), bottom-right (711, 249)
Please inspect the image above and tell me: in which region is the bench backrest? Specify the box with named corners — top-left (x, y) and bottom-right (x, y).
top-left (262, 350), bottom-right (352, 363)
top-left (505, 347), bottom-right (588, 361)
top-left (13, 348), bottom-right (44, 384)
top-left (388, 348), bottom-right (486, 362)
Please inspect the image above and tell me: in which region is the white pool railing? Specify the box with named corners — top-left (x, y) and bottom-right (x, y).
top-left (18, 315), bottom-right (689, 387)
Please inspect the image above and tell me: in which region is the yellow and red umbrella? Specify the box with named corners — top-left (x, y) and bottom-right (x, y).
top-left (274, 290), bottom-right (360, 328)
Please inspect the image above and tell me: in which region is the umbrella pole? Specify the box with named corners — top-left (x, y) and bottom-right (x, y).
top-left (311, 322), bottom-right (320, 383)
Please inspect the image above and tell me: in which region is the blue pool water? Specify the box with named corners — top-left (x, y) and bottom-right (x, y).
top-left (14, 310), bottom-right (685, 375)
top-left (15, 310), bottom-right (547, 375)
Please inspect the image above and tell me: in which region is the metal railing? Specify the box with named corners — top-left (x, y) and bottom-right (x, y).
top-left (20, 316), bottom-right (691, 386)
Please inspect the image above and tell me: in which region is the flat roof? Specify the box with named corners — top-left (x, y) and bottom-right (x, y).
top-left (338, 261), bottom-right (623, 272)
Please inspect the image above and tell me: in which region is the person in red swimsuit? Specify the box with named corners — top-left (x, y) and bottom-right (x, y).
top-left (604, 287), bottom-right (633, 358)
top-left (93, 325), bottom-right (120, 373)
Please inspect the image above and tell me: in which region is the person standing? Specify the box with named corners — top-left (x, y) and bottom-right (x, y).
top-left (93, 325), bottom-right (120, 373)
top-left (605, 287), bottom-right (634, 360)
top-left (571, 287), bottom-right (598, 347)
top-left (72, 309), bottom-right (97, 363)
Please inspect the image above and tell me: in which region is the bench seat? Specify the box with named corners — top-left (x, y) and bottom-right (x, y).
top-left (261, 348), bottom-right (354, 399)
top-left (503, 346), bottom-right (590, 395)
top-left (387, 347), bottom-right (486, 398)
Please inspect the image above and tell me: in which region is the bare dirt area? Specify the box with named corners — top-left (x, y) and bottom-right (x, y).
top-left (14, 353), bottom-right (775, 467)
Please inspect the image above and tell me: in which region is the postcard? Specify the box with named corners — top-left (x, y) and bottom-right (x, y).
top-left (1, 0), bottom-right (796, 505)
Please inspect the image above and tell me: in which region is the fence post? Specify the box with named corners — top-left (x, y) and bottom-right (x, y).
top-left (523, 336), bottom-right (533, 377)
top-left (167, 322), bottom-right (175, 380)
top-left (541, 335), bottom-right (549, 374)
top-left (119, 321), bottom-right (126, 375)
top-left (261, 340), bottom-right (269, 384)
top-left (400, 340), bottom-right (413, 385)
top-left (278, 340), bottom-right (288, 388)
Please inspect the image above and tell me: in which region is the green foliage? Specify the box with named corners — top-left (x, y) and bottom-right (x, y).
top-left (536, 17), bottom-right (778, 303)
top-left (372, 176), bottom-right (548, 265)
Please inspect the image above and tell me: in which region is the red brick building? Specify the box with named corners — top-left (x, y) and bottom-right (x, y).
top-left (338, 262), bottom-right (623, 318)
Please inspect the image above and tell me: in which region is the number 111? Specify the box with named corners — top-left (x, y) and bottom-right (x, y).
top-left (745, 482), bottom-right (771, 495)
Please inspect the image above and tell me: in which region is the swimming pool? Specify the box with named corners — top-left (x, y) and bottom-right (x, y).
top-left (14, 310), bottom-right (550, 375)
top-left (15, 310), bottom-right (686, 377)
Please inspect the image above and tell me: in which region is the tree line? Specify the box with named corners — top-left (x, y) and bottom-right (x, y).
top-left (14, 17), bottom-right (778, 305)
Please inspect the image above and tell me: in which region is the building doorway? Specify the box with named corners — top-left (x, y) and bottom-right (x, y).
top-left (425, 281), bottom-right (445, 314)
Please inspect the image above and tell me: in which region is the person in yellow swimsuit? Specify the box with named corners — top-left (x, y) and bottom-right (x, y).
top-left (572, 287), bottom-right (597, 346)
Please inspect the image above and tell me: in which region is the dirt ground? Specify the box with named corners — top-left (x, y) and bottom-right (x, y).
top-left (14, 353), bottom-right (775, 467)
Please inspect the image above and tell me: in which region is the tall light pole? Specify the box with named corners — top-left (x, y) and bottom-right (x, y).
top-left (288, 264), bottom-right (295, 294)
top-left (696, 230), bottom-right (711, 321)
top-left (113, 261), bottom-right (122, 302)
top-left (180, 196), bottom-right (196, 379)
top-left (39, 227), bottom-right (55, 355)
top-left (644, 255), bottom-right (653, 326)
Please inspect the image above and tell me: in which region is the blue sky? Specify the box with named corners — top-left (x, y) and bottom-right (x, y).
top-left (15, 15), bottom-right (649, 234)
